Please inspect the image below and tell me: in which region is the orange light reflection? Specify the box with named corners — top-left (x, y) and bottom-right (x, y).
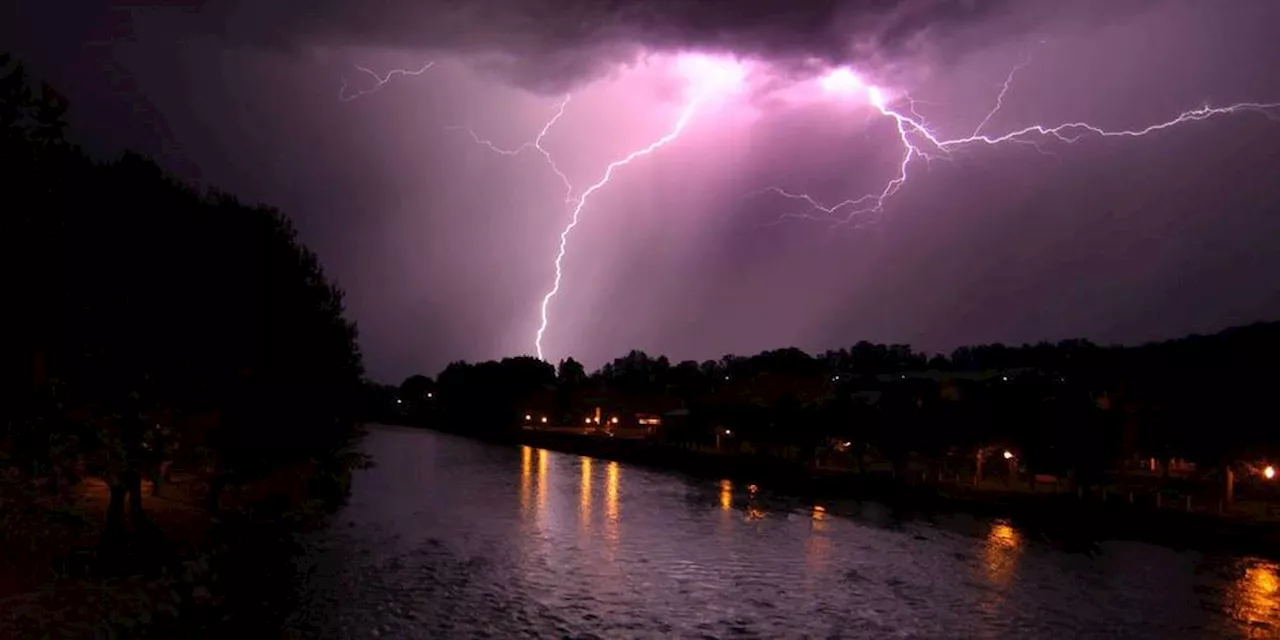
top-left (536, 449), bottom-right (549, 526)
top-left (982, 521), bottom-right (1022, 587)
top-left (805, 505), bottom-right (831, 573)
top-left (604, 462), bottom-right (621, 547)
top-left (520, 446), bottom-right (532, 514)
top-left (1229, 560), bottom-right (1280, 633)
top-left (580, 456), bottom-right (592, 531)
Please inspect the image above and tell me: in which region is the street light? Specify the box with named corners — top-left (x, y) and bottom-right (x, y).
top-left (1266, 465), bottom-right (1276, 480)
top-left (540, 416), bottom-right (548, 424)
top-left (1003, 450), bottom-right (1014, 460)
top-left (524, 414), bottom-right (531, 421)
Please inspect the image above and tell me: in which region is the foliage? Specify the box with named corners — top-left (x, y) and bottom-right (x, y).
top-left (1, 54), bottom-right (365, 508)
top-left (406, 323), bottom-right (1280, 476)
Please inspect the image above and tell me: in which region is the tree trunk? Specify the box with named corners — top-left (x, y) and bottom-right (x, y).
top-left (126, 470), bottom-right (143, 522)
top-left (107, 482), bottom-right (126, 529)
top-left (207, 474), bottom-right (226, 513)
top-left (107, 470), bottom-right (146, 527)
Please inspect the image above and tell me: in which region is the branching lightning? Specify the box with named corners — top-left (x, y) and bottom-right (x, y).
top-left (444, 56), bottom-right (744, 360)
top-left (533, 97), bottom-right (706, 360)
top-left (338, 62), bottom-right (435, 102)
top-left (452, 94), bottom-right (708, 360)
top-left (442, 93), bottom-right (703, 359)
top-left (762, 62), bottom-right (1280, 227)
top-left (339, 53), bottom-right (1280, 360)
top-left (446, 95), bottom-right (575, 204)
top-left (971, 52), bottom-right (1032, 137)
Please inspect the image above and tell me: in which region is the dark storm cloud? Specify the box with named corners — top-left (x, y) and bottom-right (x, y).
top-left (10, 0), bottom-right (1277, 383)
top-left (183, 0), bottom-right (1142, 92)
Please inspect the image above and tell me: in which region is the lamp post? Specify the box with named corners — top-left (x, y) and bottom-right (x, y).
top-left (715, 428), bottom-right (731, 451)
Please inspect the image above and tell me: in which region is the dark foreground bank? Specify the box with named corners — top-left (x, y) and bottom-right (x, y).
top-left (0, 450), bottom-right (362, 637)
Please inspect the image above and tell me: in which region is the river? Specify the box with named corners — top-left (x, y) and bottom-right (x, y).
top-left (284, 425), bottom-right (1280, 638)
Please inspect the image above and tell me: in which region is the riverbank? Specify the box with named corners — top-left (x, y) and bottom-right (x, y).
top-left (0, 450), bottom-right (360, 637)
top-left (431, 425), bottom-right (1280, 557)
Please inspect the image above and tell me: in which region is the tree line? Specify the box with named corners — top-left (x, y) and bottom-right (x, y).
top-left (398, 323), bottom-right (1280, 483)
top-left (2, 54), bottom-right (366, 524)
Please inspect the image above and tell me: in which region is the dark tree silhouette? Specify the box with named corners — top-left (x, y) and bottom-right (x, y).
top-left (409, 318), bottom-right (1280, 494)
top-left (399, 374), bottom-right (436, 418)
top-left (2, 55), bottom-right (366, 523)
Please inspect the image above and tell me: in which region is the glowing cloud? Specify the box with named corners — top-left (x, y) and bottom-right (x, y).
top-left (819, 67), bottom-right (864, 96)
top-left (339, 51), bottom-right (1280, 361)
top-left (674, 53), bottom-right (749, 101)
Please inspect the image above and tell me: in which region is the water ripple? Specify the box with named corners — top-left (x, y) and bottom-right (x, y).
top-left (285, 427), bottom-right (1277, 639)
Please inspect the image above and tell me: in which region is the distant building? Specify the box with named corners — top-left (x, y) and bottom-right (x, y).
top-left (634, 413), bottom-right (662, 437)
top-left (636, 413), bottom-right (662, 427)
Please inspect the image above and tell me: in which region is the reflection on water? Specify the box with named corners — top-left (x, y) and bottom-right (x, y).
top-left (973, 519), bottom-right (1023, 630)
top-left (290, 427), bottom-right (1280, 639)
top-left (1230, 559), bottom-right (1280, 637)
top-left (536, 449), bottom-right (549, 531)
top-left (520, 445), bottom-right (532, 515)
top-left (604, 461), bottom-right (620, 547)
top-left (605, 462), bottom-right (620, 520)
top-left (805, 505), bottom-right (831, 573)
top-left (579, 456), bottom-right (592, 533)
top-left (983, 521), bottom-right (1023, 587)
top-left (744, 481), bottom-right (766, 521)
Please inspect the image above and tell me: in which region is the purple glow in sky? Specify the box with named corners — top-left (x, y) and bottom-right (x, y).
top-left (351, 48), bottom-right (1280, 363)
top-left (6, 0), bottom-right (1280, 380)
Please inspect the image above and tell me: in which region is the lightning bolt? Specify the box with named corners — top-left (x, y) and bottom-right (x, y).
top-left (338, 61), bottom-right (435, 102)
top-left (447, 95), bottom-right (575, 204)
top-left (334, 59), bottom-right (719, 360)
top-left (338, 54), bottom-right (1278, 360)
top-left (762, 62), bottom-right (1280, 227)
top-left (533, 97), bottom-right (706, 360)
top-left (448, 90), bottom-right (708, 360)
top-left (971, 52), bottom-right (1032, 137)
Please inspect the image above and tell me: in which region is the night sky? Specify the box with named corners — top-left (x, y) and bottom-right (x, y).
top-left (6, 0), bottom-right (1280, 382)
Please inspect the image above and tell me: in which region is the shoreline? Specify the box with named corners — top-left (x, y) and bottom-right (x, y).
top-left (421, 423), bottom-right (1280, 558)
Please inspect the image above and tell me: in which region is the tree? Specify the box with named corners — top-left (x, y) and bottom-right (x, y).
top-left (399, 374), bottom-right (434, 402)
top-left (2, 55), bottom-right (367, 521)
top-left (557, 358), bottom-right (587, 386)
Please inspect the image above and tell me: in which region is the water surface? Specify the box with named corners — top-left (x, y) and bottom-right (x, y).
top-left (287, 426), bottom-right (1280, 638)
